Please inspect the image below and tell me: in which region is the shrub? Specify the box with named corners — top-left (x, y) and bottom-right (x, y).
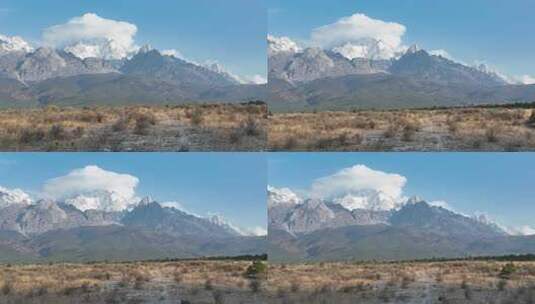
top-left (245, 261), bottom-right (267, 279)
top-left (499, 263), bottom-right (517, 279)
top-left (19, 128), bottom-right (45, 144)
top-left (112, 118), bottom-right (128, 132)
top-left (134, 116), bottom-right (152, 135)
top-left (48, 124), bottom-right (66, 140)
top-left (241, 116), bottom-right (261, 137)
top-left (190, 108), bottom-right (203, 126)
top-left (1, 282), bottom-right (11, 295)
top-left (528, 110), bottom-right (535, 127)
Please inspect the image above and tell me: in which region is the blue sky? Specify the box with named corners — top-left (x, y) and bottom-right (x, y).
top-left (269, 0), bottom-right (535, 80)
top-left (269, 153), bottom-right (535, 232)
top-left (0, 0), bottom-right (266, 80)
top-left (0, 153), bottom-right (266, 232)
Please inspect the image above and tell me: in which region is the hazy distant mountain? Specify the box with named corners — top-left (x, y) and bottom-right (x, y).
top-left (0, 197), bottom-right (265, 262)
top-left (268, 191), bottom-right (534, 261)
top-left (268, 44), bottom-right (535, 111)
top-left (0, 46), bottom-right (264, 107)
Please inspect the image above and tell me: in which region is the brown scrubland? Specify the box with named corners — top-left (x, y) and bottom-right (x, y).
top-left (0, 260), bottom-right (268, 304)
top-left (0, 103), bottom-right (267, 152)
top-left (269, 107), bottom-right (535, 151)
top-left (265, 260), bottom-right (535, 304)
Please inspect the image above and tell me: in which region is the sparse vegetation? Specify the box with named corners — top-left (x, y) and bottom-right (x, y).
top-left (0, 259), bottom-right (270, 303)
top-left (269, 107), bottom-right (535, 151)
top-left (0, 104), bottom-right (267, 151)
top-left (265, 260), bottom-right (535, 303)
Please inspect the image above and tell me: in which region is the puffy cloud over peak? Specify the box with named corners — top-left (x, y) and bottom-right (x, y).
top-left (43, 13), bottom-right (138, 60)
top-left (311, 13), bottom-right (406, 60)
top-left (310, 165), bottom-right (407, 211)
top-left (268, 35), bottom-right (301, 55)
top-left (43, 165), bottom-right (139, 212)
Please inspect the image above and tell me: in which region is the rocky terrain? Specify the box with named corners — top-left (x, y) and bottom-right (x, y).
top-left (268, 37), bottom-right (535, 111)
top-left (0, 43), bottom-right (265, 107)
top-left (0, 195), bottom-right (265, 262)
top-left (268, 187), bottom-right (535, 262)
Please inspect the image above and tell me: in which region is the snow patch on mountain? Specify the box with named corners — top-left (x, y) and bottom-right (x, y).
top-left (0, 186), bottom-right (33, 208)
top-left (332, 38), bottom-right (404, 60)
top-left (268, 185), bottom-right (302, 206)
top-left (268, 35), bottom-right (301, 55)
top-left (208, 214), bottom-right (265, 236)
top-left (63, 189), bottom-right (139, 212)
top-left (0, 34), bottom-right (33, 54)
top-left (332, 189), bottom-right (404, 211)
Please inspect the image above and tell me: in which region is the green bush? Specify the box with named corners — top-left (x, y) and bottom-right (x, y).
top-left (499, 262), bottom-right (517, 279)
top-left (245, 261), bottom-right (267, 279)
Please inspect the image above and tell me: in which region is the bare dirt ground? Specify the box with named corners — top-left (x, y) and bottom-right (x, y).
top-left (0, 260), bottom-right (269, 304)
top-left (269, 107), bottom-right (535, 151)
top-left (0, 103), bottom-right (267, 152)
top-left (265, 261), bottom-right (535, 304)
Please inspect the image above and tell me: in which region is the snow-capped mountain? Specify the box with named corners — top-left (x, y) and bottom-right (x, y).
top-left (267, 186), bottom-right (302, 207)
top-left (268, 37), bottom-right (534, 110)
top-left (332, 189), bottom-right (404, 211)
top-left (0, 34), bottom-right (33, 55)
top-left (0, 40), bottom-right (264, 105)
top-left (0, 196), bottom-right (265, 262)
top-left (0, 186), bottom-right (33, 208)
top-left (269, 196), bottom-right (535, 262)
top-left (63, 189), bottom-right (139, 212)
top-left (268, 35), bottom-right (302, 55)
top-left (331, 38), bottom-right (405, 61)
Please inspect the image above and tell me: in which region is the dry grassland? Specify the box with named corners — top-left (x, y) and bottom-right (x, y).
top-left (0, 103), bottom-right (267, 152)
top-left (0, 260), bottom-right (268, 304)
top-left (269, 108), bottom-right (535, 151)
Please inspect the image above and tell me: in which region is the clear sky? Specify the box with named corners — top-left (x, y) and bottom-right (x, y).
top-left (0, 153), bottom-right (266, 232)
top-left (269, 0), bottom-right (535, 80)
top-left (269, 153), bottom-right (535, 232)
top-left (0, 0), bottom-right (267, 80)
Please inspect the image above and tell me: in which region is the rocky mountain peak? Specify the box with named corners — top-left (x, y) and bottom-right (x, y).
top-left (406, 44), bottom-right (421, 55)
top-left (139, 196), bottom-right (154, 206)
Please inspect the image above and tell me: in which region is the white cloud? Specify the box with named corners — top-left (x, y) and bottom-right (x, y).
top-left (245, 74), bottom-right (267, 85)
top-left (247, 226), bottom-right (267, 236)
top-left (43, 165), bottom-right (140, 212)
top-left (267, 35), bottom-right (301, 55)
top-left (430, 49), bottom-right (453, 61)
top-left (311, 13), bottom-right (406, 60)
top-left (429, 200), bottom-right (454, 211)
top-left (517, 75), bottom-right (535, 85)
top-left (42, 13), bottom-right (138, 60)
top-left (160, 201), bottom-right (186, 211)
top-left (310, 165), bottom-right (407, 211)
top-left (161, 49), bottom-right (185, 60)
top-left (502, 225), bottom-right (535, 236)
top-left (0, 186), bottom-right (33, 208)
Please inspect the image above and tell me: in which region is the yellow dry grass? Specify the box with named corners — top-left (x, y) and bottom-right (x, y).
top-left (269, 108), bottom-right (535, 151)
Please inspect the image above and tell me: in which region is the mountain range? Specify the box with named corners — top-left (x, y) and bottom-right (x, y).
top-left (268, 187), bottom-right (535, 262)
top-left (268, 40), bottom-right (535, 111)
top-left (0, 44), bottom-right (265, 107)
top-left (0, 195), bottom-right (265, 263)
